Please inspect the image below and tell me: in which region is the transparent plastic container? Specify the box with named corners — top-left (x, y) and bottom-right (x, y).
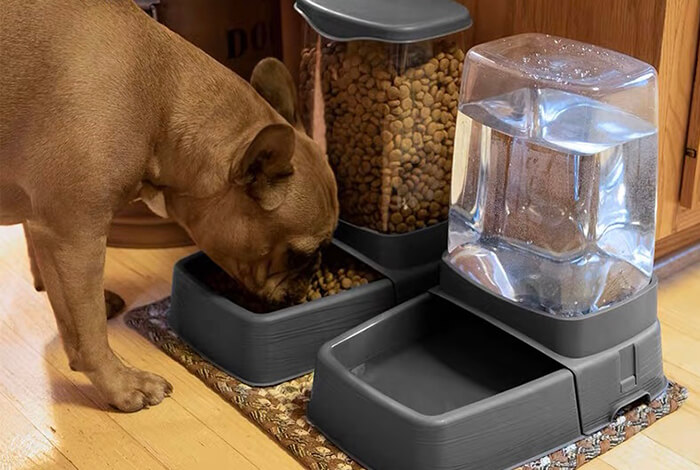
top-left (448, 34), bottom-right (658, 316)
top-left (296, 0), bottom-right (471, 233)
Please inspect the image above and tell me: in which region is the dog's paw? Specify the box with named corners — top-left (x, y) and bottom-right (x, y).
top-left (104, 290), bottom-right (126, 319)
top-left (100, 368), bottom-right (173, 412)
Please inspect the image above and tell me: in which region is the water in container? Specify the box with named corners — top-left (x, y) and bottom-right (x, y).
top-left (448, 34), bottom-right (658, 316)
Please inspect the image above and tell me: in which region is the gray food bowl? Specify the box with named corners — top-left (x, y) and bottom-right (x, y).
top-left (168, 240), bottom-right (395, 386)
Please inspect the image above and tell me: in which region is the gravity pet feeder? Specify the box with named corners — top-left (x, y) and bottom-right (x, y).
top-left (297, 0), bottom-right (473, 300)
top-left (308, 33), bottom-right (666, 470)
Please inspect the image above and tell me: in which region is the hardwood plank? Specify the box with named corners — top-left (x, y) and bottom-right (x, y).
top-left (664, 362), bottom-right (700, 417)
top-left (600, 434), bottom-right (699, 470)
top-left (660, 321), bottom-right (700, 378)
top-left (0, 326), bottom-right (166, 470)
top-left (0, 296), bottom-right (263, 468)
top-left (102, 319), bottom-right (304, 470)
top-left (0, 391), bottom-right (77, 470)
top-left (46, 366), bottom-right (261, 470)
top-left (580, 459), bottom-right (618, 470)
top-left (1, 309), bottom-right (301, 470)
top-left (19, 365), bottom-right (262, 470)
top-left (658, 281), bottom-right (700, 342)
top-left (643, 408), bottom-right (700, 465)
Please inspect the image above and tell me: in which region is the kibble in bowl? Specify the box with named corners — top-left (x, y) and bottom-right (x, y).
top-left (300, 34), bottom-right (467, 233)
top-left (198, 245), bottom-right (381, 313)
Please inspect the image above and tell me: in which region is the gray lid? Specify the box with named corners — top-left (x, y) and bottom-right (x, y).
top-left (294, 0), bottom-right (472, 43)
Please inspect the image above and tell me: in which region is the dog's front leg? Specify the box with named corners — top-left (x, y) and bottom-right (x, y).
top-left (25, 221), bottom-right (172, 412)
top-left (23, 222), bottom-right (44, 291)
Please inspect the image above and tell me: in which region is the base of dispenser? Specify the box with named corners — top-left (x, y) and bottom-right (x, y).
top-left (439, 257), bottom-right (659, 358)
top-left (439, 257), bottom-right (666, 432)
top-left (308, 284), bottom-right (666, 469)
top-left (333, 220), bottom-right (447, 301)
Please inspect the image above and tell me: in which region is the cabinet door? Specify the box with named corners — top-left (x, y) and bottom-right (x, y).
top-left (680, 41), bottom-right (700, 210)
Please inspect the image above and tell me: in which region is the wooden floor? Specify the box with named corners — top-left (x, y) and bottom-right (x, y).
top-left (0, 224), bottom-right (698, 470)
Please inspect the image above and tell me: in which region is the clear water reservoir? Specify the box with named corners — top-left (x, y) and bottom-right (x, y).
top-left (448, 34), bottom-right (658, 316)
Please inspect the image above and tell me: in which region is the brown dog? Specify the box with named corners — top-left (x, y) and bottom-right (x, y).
top-left (0, 0), bottom-right (338, 412)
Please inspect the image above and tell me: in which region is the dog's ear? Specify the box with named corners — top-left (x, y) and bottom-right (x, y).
top-left (139, 183), bottom-right (169, 218)
top-left (230, 123), bottom-right (295, 211)
top-left (251, 58), bottom-right (303, 130)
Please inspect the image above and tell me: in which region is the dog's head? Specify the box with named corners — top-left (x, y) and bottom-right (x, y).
top-left (151, 58), bottom-right (338, 306)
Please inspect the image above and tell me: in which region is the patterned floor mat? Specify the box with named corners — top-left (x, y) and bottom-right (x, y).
top-left (125, 298), bottom-right (688, 470)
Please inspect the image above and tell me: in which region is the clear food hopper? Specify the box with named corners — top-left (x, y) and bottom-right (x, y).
top-left (296, 0), bottom-right (471, 234)
top-left (294, 0), bottom-right (472, 302)
top-left (448, 33), bottom-right (658, 316)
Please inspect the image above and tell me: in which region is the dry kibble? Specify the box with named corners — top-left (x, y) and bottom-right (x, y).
top-left (201, 246), bottom-right (381, 313)
top-left (302, 40), bottom-right (464, 232)
top-left (387, 86), bottom-right (401, 100)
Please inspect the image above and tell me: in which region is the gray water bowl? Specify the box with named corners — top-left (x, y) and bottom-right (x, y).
top-left (307, 293), bottom-right (582, 470)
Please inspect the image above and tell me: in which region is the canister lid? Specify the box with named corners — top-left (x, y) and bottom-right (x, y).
top-left (294, 0), bottom-right (472, 43)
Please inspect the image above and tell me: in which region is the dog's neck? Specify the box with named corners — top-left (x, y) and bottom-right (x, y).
top-left (139, 28), bottom-right (283, 215)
